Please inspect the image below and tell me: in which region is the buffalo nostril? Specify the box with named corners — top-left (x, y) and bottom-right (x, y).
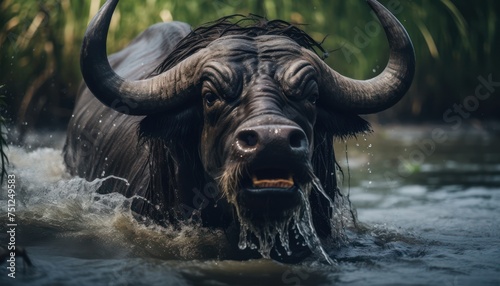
top-left (289, 130), bottom-right (306, 149)
top-left (238, 130), bottom-right (259, 148)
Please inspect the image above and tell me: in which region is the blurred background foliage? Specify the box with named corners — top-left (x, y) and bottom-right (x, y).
top-left (1, 0), bottom-right (499, 137)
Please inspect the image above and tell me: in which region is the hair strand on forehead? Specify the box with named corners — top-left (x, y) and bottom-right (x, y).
top-left (151, 14), bottom-right (328, 76)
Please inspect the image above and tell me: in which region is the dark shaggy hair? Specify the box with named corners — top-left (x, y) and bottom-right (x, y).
top-left (139, 15), bottom-right (370, 234)
top-left (152, 14), bottom-right (329, 75)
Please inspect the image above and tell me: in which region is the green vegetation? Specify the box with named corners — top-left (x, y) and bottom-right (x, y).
top-left (1, 0), bottom-right (499, 131)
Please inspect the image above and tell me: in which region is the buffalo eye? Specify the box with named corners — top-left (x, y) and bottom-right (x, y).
top-left (204, 92), bottom-right (219, 107)
top-left (308, 93), bottom-right (318, 104)
top-left (304, 80), bottom-right (319, 104)
top-left (202, 81), bottom-right (220, 107)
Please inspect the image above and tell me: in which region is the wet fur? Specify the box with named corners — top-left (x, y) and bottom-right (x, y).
top-left (65, 15), bottom-right (371, 257)
top-left (138, 103), bottom-right (371, 235)
top-left (139, 16), bottom-right (372, 234)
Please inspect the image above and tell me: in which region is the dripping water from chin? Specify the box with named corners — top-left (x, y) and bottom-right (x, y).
top-left (236, 184), bottom-right (335, 265)
top-left (311, 177), bottom-right (355, 247)
top-left (295, 188), bottom-right (335, 265)
top-left (237, 210), bottom-right (295, 259)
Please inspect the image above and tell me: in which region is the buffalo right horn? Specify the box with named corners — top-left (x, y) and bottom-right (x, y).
top-left (80, 0), bottom-right (207, 115)
top-left (314, 0), bottom-right (415, 114)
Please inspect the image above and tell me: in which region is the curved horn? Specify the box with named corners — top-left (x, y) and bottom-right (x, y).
top-left (316, 0), bottom-right (415, 114)
top-left (81, 0), bottom-right (205, 115)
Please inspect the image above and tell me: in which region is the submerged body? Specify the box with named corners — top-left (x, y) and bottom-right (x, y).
top-left (64, 0), bottom-right (414, 261)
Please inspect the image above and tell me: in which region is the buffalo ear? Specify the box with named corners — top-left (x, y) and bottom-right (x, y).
top-left (315, 108), bottom-right (372, 139)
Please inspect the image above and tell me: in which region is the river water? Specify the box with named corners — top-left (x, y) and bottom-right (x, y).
top-left (1, 124), bottom-right (499, 285)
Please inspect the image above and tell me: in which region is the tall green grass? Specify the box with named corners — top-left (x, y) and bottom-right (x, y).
top-left (1, 0), bottom-right (499, 130)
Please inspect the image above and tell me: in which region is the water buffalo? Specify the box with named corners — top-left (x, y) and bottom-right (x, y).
top-left (64, 0), bottom-right (414, 261)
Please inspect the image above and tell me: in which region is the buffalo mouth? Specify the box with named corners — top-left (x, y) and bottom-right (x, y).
top-left (237, 168), bottom-right (302, 219)
top-left (251, 168), bottom-right (294, 189)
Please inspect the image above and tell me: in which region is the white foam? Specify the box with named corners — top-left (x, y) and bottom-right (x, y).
top-left (2, 146), bottom-right (232, 260)
top-left (7, 146), bottom-right (69, 184)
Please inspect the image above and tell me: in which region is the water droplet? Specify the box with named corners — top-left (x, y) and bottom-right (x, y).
top-left (238, 224), bottom-right (248, 250)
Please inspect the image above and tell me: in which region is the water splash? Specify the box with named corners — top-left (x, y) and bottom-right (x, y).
top-left (3, 146), bottom-right (231, 260)
top-left (236, 185), bottom-right (335, 265)
top-left (237, 211), bottom-right (295, 258)
top-left (311, 178), bottom-right (357, 248)
top-left (4, 145), bottom-right (344, 263)
top-left (295, 189), bottom-right (335, 265)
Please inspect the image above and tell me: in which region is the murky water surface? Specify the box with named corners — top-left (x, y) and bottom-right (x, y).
top-left (1, 125), bottom-right (499, 285)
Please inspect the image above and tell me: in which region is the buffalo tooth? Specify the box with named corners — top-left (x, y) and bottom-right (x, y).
top-left (251, 176), bottom-right (295, 188)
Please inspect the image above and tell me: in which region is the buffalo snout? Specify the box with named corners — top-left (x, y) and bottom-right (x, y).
top-left (230, 120), bottom-right (312, 219)
top-left (235, 124), bottom-right (308, 156)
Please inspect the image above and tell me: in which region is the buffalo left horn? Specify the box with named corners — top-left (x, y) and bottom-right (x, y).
top-left (313, 0), bottom-right (415, 114)
top-left (80, 0), bottom-right (207, 115)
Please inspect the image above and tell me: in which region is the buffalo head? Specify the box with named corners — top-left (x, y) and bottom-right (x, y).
top-left (78, 0), bottom-right (414, 259)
